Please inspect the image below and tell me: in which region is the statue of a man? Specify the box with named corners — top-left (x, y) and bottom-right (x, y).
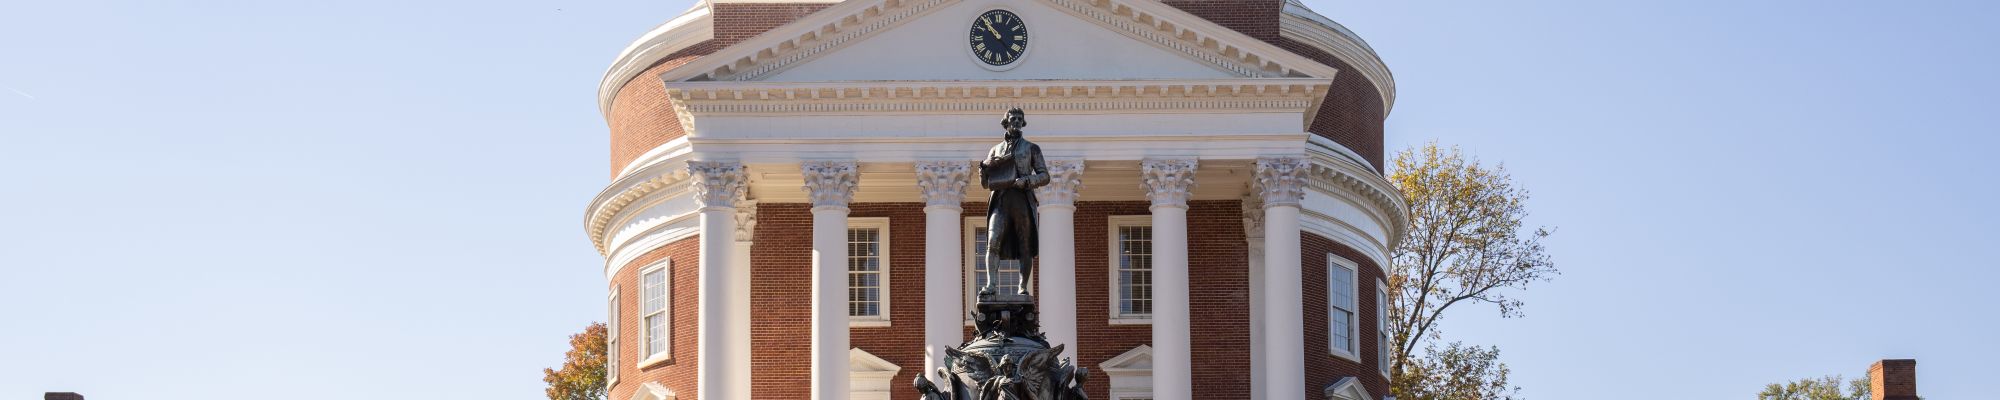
top-left (979, 108), bottom-right (1050, 296)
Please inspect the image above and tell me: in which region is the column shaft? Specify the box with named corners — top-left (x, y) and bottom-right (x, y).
top-left (1255, 156), bottom-right (1310, 399)
top-left (690, 161), bottom-right (748, 400)
top-left (802, 160), bottom-right (858, 400)
top-left (1037, 204), bottom-right (1078, 360)
top-left (922, 205), bottom-right (962, 377)
top-left (1262, 205), bottom-right (1304, 399)
top-left (697, 208), bottom-right (739, 399)
top-left (810, 207), bottom-right (852, 400)
top-left (1151, 205), bottom-right (1192, 400)
top-left (1141, 158), bottom-right (1196, 400)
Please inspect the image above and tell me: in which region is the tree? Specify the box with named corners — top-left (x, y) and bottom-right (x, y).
top-left (1386, 143), bottom-right (1558, 399)
top-left (544, 322), bottom-right (609, 400)
top-left (1400, 342), bottom-right (1517, 400)
top-left (1757, 375), bottom-right (1869, 400)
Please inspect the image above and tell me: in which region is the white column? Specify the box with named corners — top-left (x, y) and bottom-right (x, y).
top-left (1255, 157), bottom-right (1310, 400)
top-left (914, 160), bottom-right (970, 380)
top-left (1140, 158), bottom-right (1197, 400)
top-left (1241, 190), bottom-right (1267, 400)
top-left (1034, 159), bottom-right (1084, 361)
top-left (689, 161), bottom-right (749, 400)
top-left (731, 197), bottom-right (758, 400)
top-left (802, 160), bottom-right (858, 400)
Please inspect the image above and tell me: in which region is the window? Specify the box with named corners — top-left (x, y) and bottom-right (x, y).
top-left (964, 218), bottom-right (1024, 313)
top-left (641, 261), bottom-right (670, 362)
top-left (849, 218), bottom-right (890, 326)
top-left (607, 288), bottom-right (620, 385)
top-left (1377, 280), bottom-right (1391, 376)
top-left (1328, 255), bottom-right (1358, 359)
top-left (1108, 216), bottom-right (1152, 323)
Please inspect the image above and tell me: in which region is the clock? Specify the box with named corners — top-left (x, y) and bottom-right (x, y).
top-left (967, 9), bottom-right (1028, 67)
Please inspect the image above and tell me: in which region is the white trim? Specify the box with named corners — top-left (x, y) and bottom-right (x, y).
top-left (1106, 215), bottom-right (1153, 324)
top-left (1100, 345), bottom-right (1153, 400)
top-left (1376, 279), bottom-right (1391, 378)
top-left (630, 381), bottom-right (678, 400)
top-left (639, 259), bottom-right (674, 366)
top-left (1322, 376), bottom-right (1372, 400)
top-left (848, 217), bottom-right (893, 327)
top-left (607, 288), bottom-right (621, 388)
top-left (1278, 1), bottom-right (1396, 114)
top-left (1326, 254), bottom-right (1359, 362)
top-left (849, 348), bottom-right (904, 400)
top-left (964, 7), bottom-right (1033, 72)
top-left (599, 2), bottom-right (714, 115)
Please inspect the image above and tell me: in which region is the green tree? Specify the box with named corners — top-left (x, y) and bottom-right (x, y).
top-left (1757, 375), bottom-right (1869, 400)
top-left (543, 322), bottom-right (609, 400)
top-left (1386, 143), bottom-right (1557, 400)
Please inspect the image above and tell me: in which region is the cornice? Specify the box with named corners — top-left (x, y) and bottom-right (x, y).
top-left (663, 0), bottom-right (961, 82)
top-left (657, 0), bottom-right (1347, 85)
top-left (598, 2), bottom-right (716, 115)
top-left (1305, 137), bottom-right (1409, 247)
top-left (664, 79), bottom-right (1331, 119)
top-left (1035, 0), bottom-right (1340, 79)
top-left (586, 142), bottom-right (696, 254)
top-left (1278, 2), bottom-right (1396, 114)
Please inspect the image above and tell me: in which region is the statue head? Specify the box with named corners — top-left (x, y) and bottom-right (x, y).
top-left (1001, 108), bottom-right (1027, 138)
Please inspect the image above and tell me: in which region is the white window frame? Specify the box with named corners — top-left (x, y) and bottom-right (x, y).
top-left (638, 260), bottom-right (673, 368)
top-left (1327, 255), bottom-right (1360, 362)
top-left (1377, 279), bottom-right (1391, 377)
top-left (848, 217), bottom-right (892, 327)
top-left (963, 217), bottom-right (1028, 323)
top-left (607, 288), bottom-right (620, 387)
top-left (1107, 215), bottom-right (1153, 325)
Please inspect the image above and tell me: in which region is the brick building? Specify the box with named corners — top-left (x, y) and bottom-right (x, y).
top-left (583, 0), bottom-right (1403, 399)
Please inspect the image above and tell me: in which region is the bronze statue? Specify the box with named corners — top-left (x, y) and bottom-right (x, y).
top-left (916, 109), bottom-right (1087, 400)
top-left (979, 108), bottom-right (1050, 296)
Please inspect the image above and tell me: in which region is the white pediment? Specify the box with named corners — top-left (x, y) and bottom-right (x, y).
top-left (769, 0), bottom-right (1234, 81)
top-left (664, 0), bottom-right (1339, 83)
top-left (1322, 376), bottom-right (1373, 400)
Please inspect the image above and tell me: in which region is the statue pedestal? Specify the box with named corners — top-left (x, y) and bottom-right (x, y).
top-left (915, 294), bottom-right (1089, 400)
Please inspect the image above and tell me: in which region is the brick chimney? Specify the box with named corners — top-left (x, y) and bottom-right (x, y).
top-left (45, 393), bottom-right (83, 400)
top-left (1869, 359), bottom-right (1918, 400)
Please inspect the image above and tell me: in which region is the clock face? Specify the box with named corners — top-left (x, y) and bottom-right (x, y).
top-left (968, 9), bottom-right (1028, 66)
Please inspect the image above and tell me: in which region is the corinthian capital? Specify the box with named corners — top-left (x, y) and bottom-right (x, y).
top-left (800, 160), bottom-right (858, 209)
top-left (687, 161), bottom-right (747, 209)
top-left (914, 160), bottom-right (971, 209)
top-left (1140, 158), bottom-right (1198, 208)
top-left (1253, 156), bottom-right (1310, 208)
top-left (1034, 159), bottom-right (1085, 207)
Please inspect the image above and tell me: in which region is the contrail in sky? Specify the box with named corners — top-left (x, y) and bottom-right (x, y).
top-left (6, 86), bottom-right (34, 100)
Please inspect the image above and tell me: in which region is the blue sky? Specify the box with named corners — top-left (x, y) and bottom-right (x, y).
top-left (0, 0), bottom-right (1992, 399)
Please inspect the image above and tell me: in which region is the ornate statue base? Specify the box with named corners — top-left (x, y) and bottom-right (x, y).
top-left (915, 293), bottom-right (1088, 400)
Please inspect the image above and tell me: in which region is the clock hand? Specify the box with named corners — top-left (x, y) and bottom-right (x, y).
top-left (981, 18), bottom-right (1004, 40)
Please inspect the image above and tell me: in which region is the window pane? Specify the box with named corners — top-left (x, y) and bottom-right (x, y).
top-left (1332, 312), bottom-right (1352, 352)
top-left (848, 227), bottom-right (884, 318)
top-left (1115, 224), bottom-right (1153, 318)
top-left (646, 314), bottom-right (666, 357)
top-left (971, 227), bottom-right (1022, 295)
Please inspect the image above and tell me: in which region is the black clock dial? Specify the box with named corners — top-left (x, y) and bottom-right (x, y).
top-left (968, 9), bottom-right (1028, 66)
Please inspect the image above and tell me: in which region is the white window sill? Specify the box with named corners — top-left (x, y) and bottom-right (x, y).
top-left (1329, 347), bottom-right (1360, 363)
top-left (637, 353), bottom-right (673, 370)
top-left (1107, 317), bottom-right (1152, 325)
top-left (851, 318), bottom-right (891, 328)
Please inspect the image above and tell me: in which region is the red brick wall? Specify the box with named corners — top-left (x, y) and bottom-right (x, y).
top-left (607, 237), bottom-right (702, 400)
top-left (1272, 38), bottom-right (1389, 172)
top-left (606, 41), bottom-right (715, 177)
top-left (1161, 0), bottom-right (1283, 42)
top-left (712, 3), bottom-right (838, 48)
top-left (607, 3), bottom-right (835, 177)
top-left (1303, 233), bottom-right (1390, 399)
